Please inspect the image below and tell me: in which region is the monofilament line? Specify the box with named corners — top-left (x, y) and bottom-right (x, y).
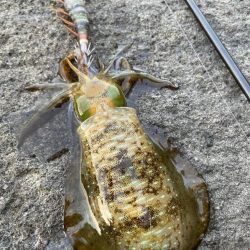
top-left (164, 1), bottom-right (249, 143)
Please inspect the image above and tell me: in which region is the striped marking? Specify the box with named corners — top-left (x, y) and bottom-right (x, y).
top-left (64, 0), bottom-right (89, 60)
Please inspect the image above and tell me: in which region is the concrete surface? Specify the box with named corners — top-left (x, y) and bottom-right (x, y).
top-left (0, 0), bottom-right (249, 249)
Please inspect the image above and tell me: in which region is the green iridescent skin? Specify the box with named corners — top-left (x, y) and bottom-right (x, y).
top-left (73, 79), bottom-right (126, 122)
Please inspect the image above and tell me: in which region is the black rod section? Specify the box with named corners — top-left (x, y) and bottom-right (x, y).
top-left (185, 0), bottom-right (250, 101)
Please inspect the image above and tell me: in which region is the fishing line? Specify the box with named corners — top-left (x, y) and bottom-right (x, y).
top-left (164, 0), bottom-right (249, 142)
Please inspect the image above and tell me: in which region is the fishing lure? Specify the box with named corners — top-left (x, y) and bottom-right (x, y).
top-left (19, 0), bottom-right (209, 249)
